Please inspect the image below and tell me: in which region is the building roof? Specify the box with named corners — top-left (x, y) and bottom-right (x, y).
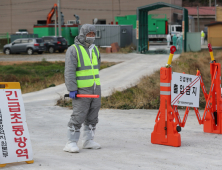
top-left (205, 22), bottom-right (222, 26)
top-left (186, 7), bottom-right (216, 16)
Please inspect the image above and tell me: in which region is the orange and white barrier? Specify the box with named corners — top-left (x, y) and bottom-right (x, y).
top-left (151, 46), bottom-right (182, 147)
top-left (151, 44), bottom-right (222, 147)
top-left (202, 44), bottom-right (222, 133)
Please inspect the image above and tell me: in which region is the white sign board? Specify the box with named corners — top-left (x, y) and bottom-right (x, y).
top-left (171, 72), bottom-right (200, 107)
top-left (0, 89), bottom-right (33, 164)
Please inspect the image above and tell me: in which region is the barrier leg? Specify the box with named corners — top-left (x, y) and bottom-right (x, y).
top-left (172, 106), bottom-right (182, 127)
top-left (26, 160), bottom-right (34, 164)
top-left (203, 63), bottom-right (222, 134)
top-left (202, 44), bottom-right (222, 134)
top-left (194, 107), bottom-right (203, 125)
top-left (151, 95), bottom-right (181, 147)
top-left (155, 109), bottom-right (161, 122)
top-left (181, 107), bottom-right (190, 127)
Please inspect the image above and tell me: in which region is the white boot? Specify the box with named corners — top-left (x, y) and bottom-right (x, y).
top-left (82, 124), bottom-right (101, 149)
top-left (64, 142), bottom-right (79, 153)
top-left (63, 126), bottom-right (80, 153)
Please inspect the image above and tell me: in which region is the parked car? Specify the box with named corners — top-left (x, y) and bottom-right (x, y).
top-left (42, 36), bottom-right (68, 53)
top-left (3, 38), bottom-right (46, 55)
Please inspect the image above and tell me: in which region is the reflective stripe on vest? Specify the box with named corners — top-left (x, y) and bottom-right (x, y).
top-left (73, 44), bottom-right (100, 88)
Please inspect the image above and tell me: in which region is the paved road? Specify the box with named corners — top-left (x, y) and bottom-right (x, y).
top-left (4, 105), bottom-right (222, 170)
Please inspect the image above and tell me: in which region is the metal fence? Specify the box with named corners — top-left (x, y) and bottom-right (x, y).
top-left (0, 33), bottom-right (10, 52)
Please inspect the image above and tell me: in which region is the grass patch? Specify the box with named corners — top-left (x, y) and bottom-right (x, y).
top-left (101, 71), bottom-right (161, 109)
top-left (57, 97), bottom-right (73, 109)
top-left (0, 61), bottom-right (117, 94)
top-left (101, 50), bottom-right (222, 109)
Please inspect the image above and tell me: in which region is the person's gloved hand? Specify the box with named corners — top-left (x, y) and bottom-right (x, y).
top-left (69, 91), bottom-right (78, 99)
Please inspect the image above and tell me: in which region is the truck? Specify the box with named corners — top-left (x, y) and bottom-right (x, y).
top-left (115, 14), bottom-right (182, 41)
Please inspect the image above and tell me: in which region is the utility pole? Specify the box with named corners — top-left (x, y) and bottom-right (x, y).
top-left (197, 6), bottom-right (200, 32)
top-left (55, 7), bottom-right (57, 36)
top-left (215, 0), bottom-right (217, 21)
top-left (112, 0), bottom-right (114, 23)
top-left (10, 0), bottom-right (12, 34)
top-left (57, 0), bottom-right (61, 36)
top-left (210, 0), bottom-right (211, 7)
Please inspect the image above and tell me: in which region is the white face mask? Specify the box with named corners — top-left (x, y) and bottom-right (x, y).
top-left (85, 37), bottom-right (95, 45)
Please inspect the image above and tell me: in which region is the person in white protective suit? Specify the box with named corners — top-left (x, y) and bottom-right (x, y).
top-left (166, 33), bottom-right (171, 48)
top-left (176, 34), bottom-right (180, 50)
top-left (201, 30), bottom-right (205, 45)
top-left (63, 24), bottom-right (101, 153)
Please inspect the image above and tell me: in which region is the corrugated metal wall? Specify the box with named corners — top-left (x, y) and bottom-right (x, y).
top-left (79, 25), bottom-right (133, 47)
top-left (95, 25), bottom-right (120, 47)
top-left (119, 25), bottom-right (133, 47)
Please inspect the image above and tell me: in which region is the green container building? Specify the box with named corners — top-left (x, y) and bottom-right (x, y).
top-left (33, 25), bottom-right (79, 46)
top-left (115, 14), bottom-right (168, 35)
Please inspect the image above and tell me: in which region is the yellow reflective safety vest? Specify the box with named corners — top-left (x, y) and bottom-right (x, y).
top-left (201, 32), bottom-right (205, 37)
top-left (72, 44), bottom-right (100, 88)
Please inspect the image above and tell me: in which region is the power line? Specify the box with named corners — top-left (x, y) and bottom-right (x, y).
top-left (61, 0), bottom-right (145, 5)
top-left (0, 7), bottom-right (215, 12)
top-left (0, 0), bottom-right (47, 7)
top-left (0, 8), bottom-right (49, 18)
top-left (61, 7), bottom-right (175, 12)
top-left (61, 7), bottom-right (135, 12)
